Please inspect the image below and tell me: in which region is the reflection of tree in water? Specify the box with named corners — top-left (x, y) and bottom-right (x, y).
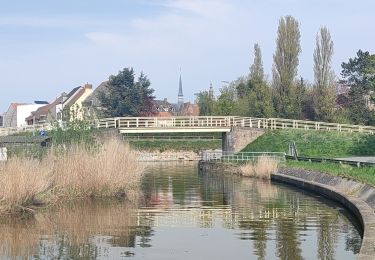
top-left (317, 213), bottom-right (338, 260)
top-left (276, 218), bottom-right (303, 260)
top-left (345, 225), bottom-right (361, 254)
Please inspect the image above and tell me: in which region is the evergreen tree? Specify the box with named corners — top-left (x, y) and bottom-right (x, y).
top-left (341, 50), bottom-right (375, 125)
top-left (98, 68), bottom-right (155, 117)
top-left (272, 16), bottom-right (302, 119)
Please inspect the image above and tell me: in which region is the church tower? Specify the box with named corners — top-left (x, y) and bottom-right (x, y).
top-left (178, 74), bottom-right (184, 107)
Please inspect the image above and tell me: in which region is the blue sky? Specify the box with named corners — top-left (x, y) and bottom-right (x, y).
top-left (1, 0), bottom-right (374, 112)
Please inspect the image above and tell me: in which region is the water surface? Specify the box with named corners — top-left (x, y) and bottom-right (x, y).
top-left (0, 162), bottom-right (361, 259)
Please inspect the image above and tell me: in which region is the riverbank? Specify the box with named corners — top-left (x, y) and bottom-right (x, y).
top-left (199, 161), bottom-right (375, 259)
top-left (0, 139), bottom-right (143, 216)
top-left (242, 129), bottom-right (375, 157)
top-left (137, 150), bottom-right (202, 162)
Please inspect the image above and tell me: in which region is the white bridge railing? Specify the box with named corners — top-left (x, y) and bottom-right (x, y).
top-left (1, 116), bottom-right (375, 136)
top-left (96, 116), bottom-right (375, 134)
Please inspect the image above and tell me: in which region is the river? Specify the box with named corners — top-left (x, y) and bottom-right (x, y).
top-left (0, 162), bottom-right (361, 259)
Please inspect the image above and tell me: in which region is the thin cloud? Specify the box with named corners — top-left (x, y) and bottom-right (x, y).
top-left (85, 32), bottom-right (127, 46)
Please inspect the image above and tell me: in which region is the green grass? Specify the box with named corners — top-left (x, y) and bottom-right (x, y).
top-left (128, 140), bottom-right (221, 152)
top-left (242, 129), bottom-right (375, 157)
top-left (285, 161), bottom-right (375, 186)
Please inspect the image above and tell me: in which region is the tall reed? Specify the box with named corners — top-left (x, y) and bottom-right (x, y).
top-left (0, 138), bottom-right (143, 215)
top-left (0, 158), bottom-right (51, 214)
top-left (240, 156), bottom-right (279, 180)
top-left (50, 138), bottom-right (144, 199)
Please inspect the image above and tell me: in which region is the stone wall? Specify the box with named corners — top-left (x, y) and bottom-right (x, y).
top-left (222, 127), bottom-right (264, 153)
top-left (138, 150), bottom-right (201, 162)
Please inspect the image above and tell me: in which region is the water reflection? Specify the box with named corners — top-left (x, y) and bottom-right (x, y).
top-left (0, 162), bottom-right (361, 259)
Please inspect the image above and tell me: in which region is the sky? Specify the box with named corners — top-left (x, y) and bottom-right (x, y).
top-left (0, 0), bottom-right (374, 112)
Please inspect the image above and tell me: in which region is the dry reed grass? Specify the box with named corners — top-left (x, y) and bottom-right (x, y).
top-left (0, 158), bottom-right (52, 214)
top-left (50, 138), bottom-right (144, 199)
top-left (0, 138), bottom-right (144, 215)
top-left (240, 156), bottom-right (279, 180)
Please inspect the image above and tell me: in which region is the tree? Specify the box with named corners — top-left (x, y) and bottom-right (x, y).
top-left (216, 85), bottom-right (238, 116)
top-left (250, 43), bottom-right (265, 83)
top-left (272, 16), bottom-right (302, 119)
top-left (246, 44), bottom-right (274, 117)
top-left (341, 50), bottom-right (375, 124)
top-left (98, 68), bottom-right (155, 117)
top-left (197, 91), bottom-right (215, 116)
top-left (313, 27), bottom-right (336, 121)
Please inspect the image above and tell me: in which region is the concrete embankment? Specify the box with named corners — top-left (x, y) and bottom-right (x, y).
top-left (199, 161), bottom-right (375, 259)
top-left (137, 150), bottom-right (202, 162)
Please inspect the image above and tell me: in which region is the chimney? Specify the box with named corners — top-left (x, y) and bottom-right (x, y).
top-left (84, 83), bottom-right (93, 90)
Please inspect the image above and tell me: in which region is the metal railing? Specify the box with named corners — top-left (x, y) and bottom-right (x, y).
top-left (201, 150), bottom-right (287, 164)
top-left (286, 155), bottom-right (375, 168)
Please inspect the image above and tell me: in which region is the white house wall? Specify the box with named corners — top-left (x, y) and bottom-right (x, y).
top-left (17, 104), bottom-right (45, 127)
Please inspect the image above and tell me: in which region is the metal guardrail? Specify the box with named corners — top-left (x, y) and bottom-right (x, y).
top-left (286, 155), bottom-right (375, 168)
top-left (202, 150), bottom-right (374, 168)
top-left (201, 151), bottom-right (287, 163)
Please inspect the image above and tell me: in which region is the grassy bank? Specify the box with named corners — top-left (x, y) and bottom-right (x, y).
top-left (285, 161), bottom-right (375, 186)
top-left (240, 129), bottom-right (375, 186)
top-left (0, 139), bottom-right (143, 215)
top-left (242, 129), bottom-right (375, 157)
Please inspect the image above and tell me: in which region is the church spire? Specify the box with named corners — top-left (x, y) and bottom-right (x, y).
top-left (178, 72), bottom-right (184, 106)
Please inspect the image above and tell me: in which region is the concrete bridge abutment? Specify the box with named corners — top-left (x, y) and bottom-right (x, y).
top-left (222, 127), bottom-right (265, 153)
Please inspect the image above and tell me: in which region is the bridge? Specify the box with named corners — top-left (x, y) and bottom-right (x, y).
top-left (1, 116), bottom-right (375, 135)
top-left (95, 116), bottom-right (375, 134)
top-left (0, 116), bottom-right (375, 136)
top-left (1, 116), bottom-right (374, 153)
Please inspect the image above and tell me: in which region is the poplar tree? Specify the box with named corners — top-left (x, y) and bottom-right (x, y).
top-left (313, 27), bottom-right (336, 121)
top-left (272, 16), bottom-right (302, 118)
top-left (247, 44), bottom-right (274, 117)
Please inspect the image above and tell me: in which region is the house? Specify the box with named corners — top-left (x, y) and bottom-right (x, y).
top-left (82, 81), bottom-right (108, 118)
top-left (180, 102), bottom-right (200, 116)
top-left (0, 114), bottom-right (3, 127)
top-left (26, 84), bottom-right (93, 125)
top-left (153, 98), bottom-right (175, 117)
top-left (335, 82), bottom-right (375, 111)
top-left (2, 102), bottom-right (48, 128)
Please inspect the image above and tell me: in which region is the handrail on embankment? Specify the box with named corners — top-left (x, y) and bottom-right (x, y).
top-left (201, 151), bottom-right (287, 164)
top-left (201, 150), bottom-right (375, 168)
